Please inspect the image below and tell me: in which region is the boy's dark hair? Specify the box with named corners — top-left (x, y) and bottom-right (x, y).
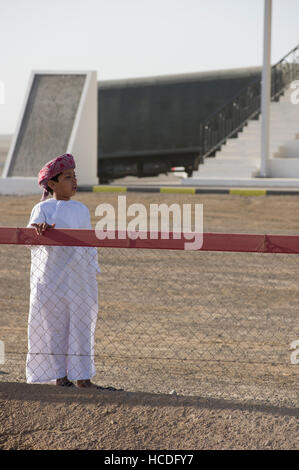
top-left (47, 172), bottom-right (62, 195)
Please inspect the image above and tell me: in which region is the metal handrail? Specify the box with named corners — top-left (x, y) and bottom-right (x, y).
top-left (199, 44), bottom-right (299, 161)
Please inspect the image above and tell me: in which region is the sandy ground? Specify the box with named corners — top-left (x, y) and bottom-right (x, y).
top-left (0, 192), bottom-right (298, 450)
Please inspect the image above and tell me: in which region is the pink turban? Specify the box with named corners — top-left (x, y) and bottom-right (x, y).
top-left (38, 153), bottom-right (76, 200)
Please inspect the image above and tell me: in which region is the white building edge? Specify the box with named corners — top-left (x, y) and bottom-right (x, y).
top-left (0, 70), bottom-right (98, 196)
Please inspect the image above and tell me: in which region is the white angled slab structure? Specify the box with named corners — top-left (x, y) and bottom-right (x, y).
top-left (1, 70), bottom-right (98, 195)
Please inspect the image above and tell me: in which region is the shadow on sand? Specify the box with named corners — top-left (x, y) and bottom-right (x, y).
top-left (0, 381), bottom-right (297, 418)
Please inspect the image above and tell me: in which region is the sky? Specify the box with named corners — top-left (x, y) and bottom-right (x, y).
top-left (0, 0), bottom-right (298, 134)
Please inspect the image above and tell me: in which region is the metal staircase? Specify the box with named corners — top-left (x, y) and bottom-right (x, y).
top-left (191, 44), bottom-right (299, 178)
top-left (191, 85), bottom-right (299, 179)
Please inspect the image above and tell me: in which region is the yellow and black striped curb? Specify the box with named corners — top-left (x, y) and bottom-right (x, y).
top-left (77, 185), bottom-right (299, 196)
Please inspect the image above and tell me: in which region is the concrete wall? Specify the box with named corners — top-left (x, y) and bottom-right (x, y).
top-left (68, 71), bottom-right (98, 185)
top-left (270, 140), bottom-right (299, 177)
top-left (2, 71), bottom-right (98, 193)
top-left (0, 177), bottom-right (40, 196)
top-left (6, 73), bottom-right (86, 177)
top-left (0, 135), bottom-right (11, 175)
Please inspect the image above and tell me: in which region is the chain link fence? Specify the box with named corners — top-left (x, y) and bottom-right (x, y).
top-left (0, 229), bottom-right (298, 407)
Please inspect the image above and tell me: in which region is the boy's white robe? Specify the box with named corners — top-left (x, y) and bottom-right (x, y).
top-left (26, 198), bottom-right (101, 383)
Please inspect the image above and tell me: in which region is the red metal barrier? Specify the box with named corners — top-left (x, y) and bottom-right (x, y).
top-left (0, 227), bottom-right (299, 253)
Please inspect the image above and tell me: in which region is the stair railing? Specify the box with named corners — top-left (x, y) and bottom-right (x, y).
top-left (199, 44), bottom-right (299, 162)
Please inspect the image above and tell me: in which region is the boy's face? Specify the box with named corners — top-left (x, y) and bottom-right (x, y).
top-left (48, 168), bottom-right (77, 200)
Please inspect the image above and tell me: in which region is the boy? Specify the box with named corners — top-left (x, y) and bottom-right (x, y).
top-left (27, 154), bottom-right (100, 389)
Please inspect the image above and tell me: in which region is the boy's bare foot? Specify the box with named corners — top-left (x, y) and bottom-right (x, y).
top-left (76, 379), bottom-right (97, 389)
top-left (56, 376), bottom-right (74, 387)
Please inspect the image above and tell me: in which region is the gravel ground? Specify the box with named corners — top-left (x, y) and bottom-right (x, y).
top-left (0, 192), bottom-right (298, 450)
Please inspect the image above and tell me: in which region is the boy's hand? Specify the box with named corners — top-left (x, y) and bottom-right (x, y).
top-left (31, 223), bottom-right (56, 235)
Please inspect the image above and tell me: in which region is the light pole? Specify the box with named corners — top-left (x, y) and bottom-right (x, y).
top-left (259, 0), bottom-right (272, 177)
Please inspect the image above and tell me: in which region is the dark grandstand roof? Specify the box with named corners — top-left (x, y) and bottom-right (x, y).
top-left (98, 66), bottom-right (262, 89)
